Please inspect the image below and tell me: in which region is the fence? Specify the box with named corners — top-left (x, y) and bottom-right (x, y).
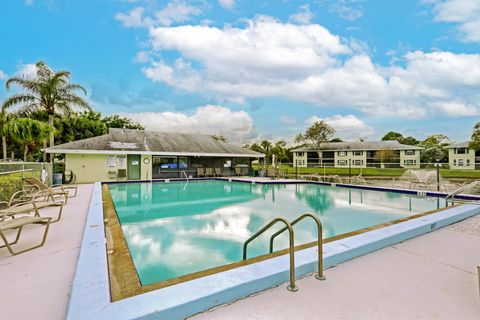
top-left (0, 162), bottom-right (53, 202)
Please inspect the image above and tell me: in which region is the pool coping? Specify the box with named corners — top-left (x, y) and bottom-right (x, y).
top-left (66, 181), bottom-right (480, 320)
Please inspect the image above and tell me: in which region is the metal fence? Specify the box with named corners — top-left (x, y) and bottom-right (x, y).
top-left (0, 162), bottom-right (53, 202)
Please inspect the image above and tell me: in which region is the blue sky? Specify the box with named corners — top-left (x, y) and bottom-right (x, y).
top-left (1, 0), bottom-right (479, 144)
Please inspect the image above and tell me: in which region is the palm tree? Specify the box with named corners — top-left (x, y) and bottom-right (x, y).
top-left (8, 118), bottom-right (51, 161)
top-left (2, 61), bottom-right (91, 152)
top-left (0, 108), bottom-right (11, 161)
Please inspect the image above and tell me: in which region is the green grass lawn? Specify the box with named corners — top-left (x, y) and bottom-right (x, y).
top-left (253, 164), bottom-right (480, 179)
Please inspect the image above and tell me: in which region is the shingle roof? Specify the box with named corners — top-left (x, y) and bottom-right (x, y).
top-left (445, 141), bottom-right (470, 149)
top-left (45, 128), bottom-right (264, 157)
top-left (291, 140), bottom-right (423, 152)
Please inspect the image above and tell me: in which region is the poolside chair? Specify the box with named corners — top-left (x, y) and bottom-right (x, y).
top-left (7, 188), bottom-right (68, 207)
top-left (350, 174), bottom-right (367, 185)
top-left (411, 173), bottom-right (438, 191)
top-left (266, 168), bottom-right (277, 179)
top-left (205, 168), bottom-right (214, 177)
top-left (196, 168), bottom-right (206, 177)
top-left (214, 168), bottom-right (222, 177)
top-left (0, 212), bottom-right (52, 255)
top-left (0, 193), bottom-right (65, 223)
top-left (23, 177), bottom-right (78, 198)
top-left (234, 167), bottom-right (242, 176)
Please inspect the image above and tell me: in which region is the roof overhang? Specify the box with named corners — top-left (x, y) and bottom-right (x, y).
top-left (44, 148), bottom-right (265, 158)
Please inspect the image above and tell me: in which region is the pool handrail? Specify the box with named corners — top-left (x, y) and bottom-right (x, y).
top-left (242, 217), bottom-right (298, 292)
top-left (446, 180), bottom-right (480, 206)
top-left (269, 212), bottom-right (326, 281)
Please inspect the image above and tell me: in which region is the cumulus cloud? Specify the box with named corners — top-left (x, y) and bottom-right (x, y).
top-left (425, 0), bottom-right (480, 42)
top-left (307, 114), bottom-right (375, 140)
top-left (121, 105), bottom-right (254, 142)
top-left (16, 63), bottom-right (37, 78)
top-left (289, 4), bottom-right (314, 25)
top-left (137, 16), bottom-right (480, 119)
top-left (115, 7), bottom-right (145, 28)
top-left (431, 101), bottom-right (480, 116)
top-left (218, 0), bottom-right (235, 10)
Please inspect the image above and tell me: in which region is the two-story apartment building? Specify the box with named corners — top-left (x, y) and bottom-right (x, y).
top-left (292, 141), bottom-right (423, 168)
top-left (445, 142), bottom-right (477, 170)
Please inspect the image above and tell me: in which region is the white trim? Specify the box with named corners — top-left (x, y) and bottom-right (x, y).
top-left (44, 148), bottom-right (264, 158)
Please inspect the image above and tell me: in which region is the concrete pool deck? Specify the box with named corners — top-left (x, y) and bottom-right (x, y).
top-left (0, 184), bottom-right (92, 320)
top-left (1, 182), bottom-right (479, 320)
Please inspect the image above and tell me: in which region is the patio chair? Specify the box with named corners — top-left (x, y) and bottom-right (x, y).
top-left (214, 168), bottom-right (222, 177)
top-left (205, 168), bottom-right (214, 177)
top-left (0, 193), bottom-right (65, 223)
top-left (196, 168), bottom-right (206, 177)
top-left (23, 177), bottom-right (78, 198)
top-left (0, 212), bottom-right (52, 255)
top-left (234, 167), bottom-right (242, 176)
top-left (7, 188), bottom-right (68, 207)
top-left (266, 168), bottom-right (277, 179)
top-left (411, 173), bottom-right (438, 190)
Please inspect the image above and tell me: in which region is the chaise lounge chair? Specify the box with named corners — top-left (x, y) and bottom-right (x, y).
top-left (205, 168), bottom-right (214, 177)
top-left (0, 193), bottom-right (65, 223)
top-left (23, 177), bottom-right (78, 198)
top-left (196, 168), bottom-right (206, 178)
top-left (214, 168), bottom-right (222, 177)
top-left (0, 213), bottom-right (52, 255)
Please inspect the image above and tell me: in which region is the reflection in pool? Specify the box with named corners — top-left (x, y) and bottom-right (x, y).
top-left (108, 180), bottom-right (442, 285)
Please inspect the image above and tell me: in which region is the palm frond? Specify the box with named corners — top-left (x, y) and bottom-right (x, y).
top-left (2, 94), bottom-right (37, 111)
top-left (5, 77), bottom-right (40, 93)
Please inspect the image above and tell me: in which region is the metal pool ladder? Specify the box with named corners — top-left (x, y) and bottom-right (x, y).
top-left (445, 180), bottom-right (480, 206)
top-left (242, 212), bottom-right (326, 292)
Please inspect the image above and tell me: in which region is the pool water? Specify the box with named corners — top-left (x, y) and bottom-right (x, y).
top-left (108, 180), bottom-right (443, 285)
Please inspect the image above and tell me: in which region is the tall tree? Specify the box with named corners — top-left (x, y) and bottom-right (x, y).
top-left (469, 122), bottom-right (480, 150)
top-left (2, 61), bottom-right (91, 151)
top-left (381, 131), bottom-right (404, 141)
top-left (102, 114), bottom-right (145, 130)
top-left (419, 134), bottom-right (449, 163)
top-left (295, 121), bottom-right (335, 161)
top-left (8, 118), bottom-right (51, 161)
top-left (0, 108), bottom-right (12, 160)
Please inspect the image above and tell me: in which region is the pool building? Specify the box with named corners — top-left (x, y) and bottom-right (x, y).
top-left (45, 128), bottom-right (264, 183)
top-left (292, 140), bottom-right (423, 169)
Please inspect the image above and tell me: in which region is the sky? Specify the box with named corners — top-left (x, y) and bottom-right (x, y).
top-left (1, 0), bottom-right (480, 144)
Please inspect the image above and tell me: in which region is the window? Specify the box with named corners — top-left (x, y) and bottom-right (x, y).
top-left (404, 159), bottom-right (416, 166)
top-left (338, 151), bottom-right (347, 157)
top-left (353, 160), bottom-right (363, 166)
top-left (352, 151), bottom-right (363, 156)
top-left (405, 150), bottom-right (415, 155)
top-left (455, 148), bottom-right (467, 154)
top-left (454, 159), bottom-right (457, 166)
top-left (297, 152), bottom-right (304, 157)
top-left (337, 160), bottom-right (347, 166)
top-left (458, 159), bottom-right (465, 166)
top-left (467, 159), bottom-right (470, 166)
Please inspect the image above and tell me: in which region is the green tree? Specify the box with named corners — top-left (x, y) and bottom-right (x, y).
top-left (295, 121), bottom-right (335, 161)
top-left (419, 134), bottom-right (449, 163)
top-left (381, 131), bottom-right (404, 141)
top-left (2, 61), bottom-right (91, 151)
top-left (102, 114), bottom-right (145, 130)
top-left (469, 122), bottom-right (480, 150)
top-left (330, 137), bottom-right (343, 142)
top-left (56, 111), bottom-right (108, 144)
top-left (8, 118), bottom-right (51, 161)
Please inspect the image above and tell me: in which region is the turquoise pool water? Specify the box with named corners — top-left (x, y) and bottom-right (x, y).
top-left (108, 180), bottom-right (443, 285)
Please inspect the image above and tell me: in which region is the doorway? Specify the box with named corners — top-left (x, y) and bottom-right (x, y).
top-left (127, 154), bottom-right (141, 180)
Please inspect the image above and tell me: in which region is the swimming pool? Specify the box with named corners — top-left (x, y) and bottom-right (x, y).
top-left (108, 180), bottom-right (443, 285)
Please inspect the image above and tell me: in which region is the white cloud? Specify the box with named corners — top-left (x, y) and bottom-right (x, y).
top-left (121, 105), bottom-right (254, 142)
top-left (431, 101), bottom-right (480, 116)
top-left (137, 16), bottom-right (480, 119)
top-left (425, 0), bottom-right (480, 42)
top-left (307, 114), bottom-right (375, 140)
top-left (152, 0), bottom-right (202, 26)
top-left (16, 63), bottom-right (37, 78)
top-left (0, 70), bottom-right (7, 80)
top-left (289, 4), bottom-right (314, 25)
top-left (115, 7), bottom-right (145, 28)
top-left (24, 0), bottom-right (33, 5)
top-left (328, 0), bottom-right (364, 20)
top-left (218, 0), bottom-right (235, 10)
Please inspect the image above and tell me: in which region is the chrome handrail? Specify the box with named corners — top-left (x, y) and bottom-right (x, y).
top-left (181, 170), bottom-right (189, 181)
top-left (243, 217), bottom-right (298, 292)
top-left (445, 180), bottom-right (480, 206)
top-left (269, 212), bottom-right (326, 281)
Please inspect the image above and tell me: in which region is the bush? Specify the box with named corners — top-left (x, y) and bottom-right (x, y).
top-left (0, 174), bottom-right (23, 203)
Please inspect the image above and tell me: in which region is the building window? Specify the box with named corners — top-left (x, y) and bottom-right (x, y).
top-left (338, 151), bottom-right (347, 157)
top-left (297, 152), bottom-right (304, 157)
top-left (453, 159), bottom-right (457, 166)
top-left (352, 151), bottom-right (363, 156)
top-left (404, 159), bottom-right (417, 166)
top-left (458, 159), bottom-right (464, 166)
top-left (467, 159), bottom-right (470, 166)
top-left (405, 150), bottom-right (415, 155)
top-left (455, 148), bottom-right (467, 154)
top-left (353, 160), bottom-right (363, 166)
top-left (337, 160), bottom-right (347, 166)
